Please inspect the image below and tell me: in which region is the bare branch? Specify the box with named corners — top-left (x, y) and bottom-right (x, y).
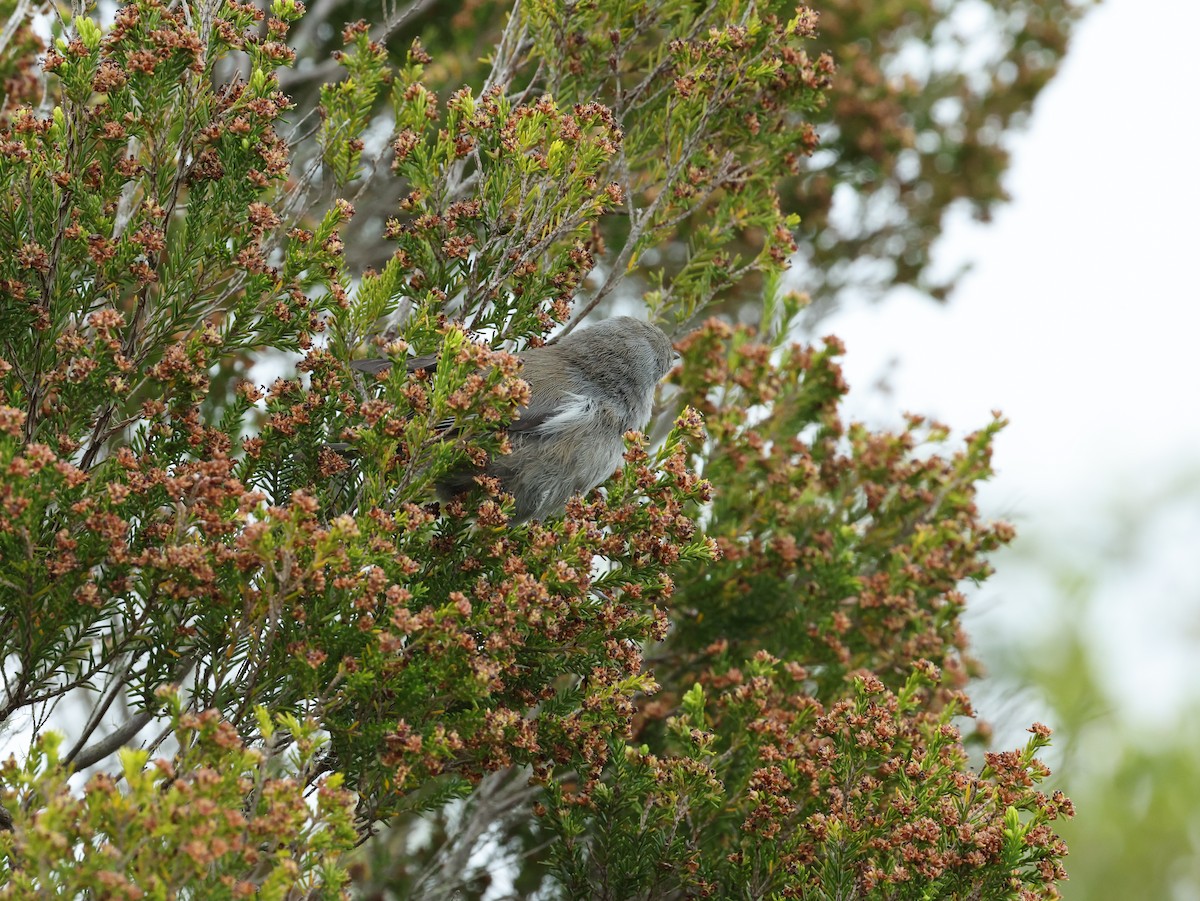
top-left (71, 709), bottom-right (156, 771)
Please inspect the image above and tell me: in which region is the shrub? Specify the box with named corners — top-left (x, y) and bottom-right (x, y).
top-left (0, 0), bottom-right (1080, 896)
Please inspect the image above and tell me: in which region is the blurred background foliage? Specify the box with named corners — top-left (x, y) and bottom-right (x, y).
top-left (970, 466), bottom-right (1200, 900)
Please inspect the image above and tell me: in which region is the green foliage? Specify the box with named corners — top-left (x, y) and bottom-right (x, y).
top-left (666, 320), bottom-right (1011, 696)
top-left (319, 22), bottom-right (390, 186)
top-left (0, 0), bottom-right (1084, 896)
top-left (546, 664), bottom-right (1069, 899)
top-left (521, 0), bottom-right (830, 324)
top-left (0, 699), bottom-right (356, 898)
top-left (274, 0), bottom-right (1094, 311)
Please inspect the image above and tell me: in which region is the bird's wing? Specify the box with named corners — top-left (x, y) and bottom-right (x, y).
top-left (350, 353), bottom-right (439, 377)
top-left (507, 391), bottom-right (594, 436)
top-left (351, 349), bottom-right (584, 438)
top-left (348, 354), bottom-right (452, 434)
top-left (507, 350), bottom-right (578, 436)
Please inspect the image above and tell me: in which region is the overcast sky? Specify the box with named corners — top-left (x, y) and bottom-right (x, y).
top-left (823, 0), bottom-right (1200, 736)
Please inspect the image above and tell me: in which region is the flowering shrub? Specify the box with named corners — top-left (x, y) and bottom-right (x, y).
top-left (0, 0), bottom-right (1082, 896)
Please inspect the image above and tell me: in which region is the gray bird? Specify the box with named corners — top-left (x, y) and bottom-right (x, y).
top-left (352, 316), bottom-right (676, 522)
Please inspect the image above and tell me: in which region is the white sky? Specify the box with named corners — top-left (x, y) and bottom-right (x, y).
top-left (823, 0), bottom-right (1200, 738)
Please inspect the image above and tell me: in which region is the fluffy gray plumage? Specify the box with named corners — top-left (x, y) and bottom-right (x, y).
top-left (354, 317), bottom-right (675, 522)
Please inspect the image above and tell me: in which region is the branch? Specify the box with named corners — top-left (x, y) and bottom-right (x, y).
top-left (70, 709), bottom-right (156, 771)
top-left (68, 649), bottom-right (197, 771)
top-left (480, 0), bottom-right (528, 96)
